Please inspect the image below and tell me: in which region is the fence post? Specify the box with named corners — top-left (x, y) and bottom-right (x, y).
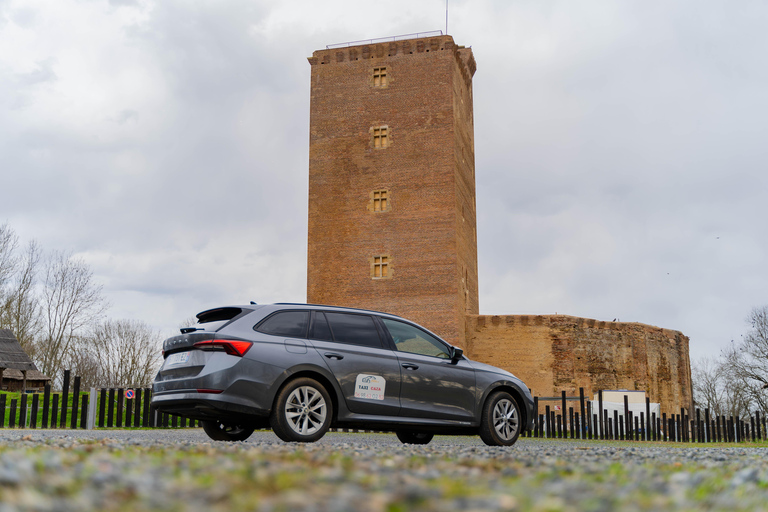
top-left (51, 394), bottom-right (59, 429)
top-left (87, 388), bottom-right (98, 430)
top-left (19, 394), bottom-right (27, 428)
top-left (142, 388), bottom-right (151, 427)
top-left (10, 399), bottom-right (17, 428)
top-left (578, 388), bottom-right (586, 439)
top-left (645, 398), bottom-right (651, 441)
top-left (568, 407), bottom-right (574, 439)
top-left (70, 376), bottom-right (81, 429)
top-left (98, 389), bottom-right (106, 428)
top-left (134, 389), bottom-right (142, 427)
top-left (0, 394), bottom-right (6, 428)
top-left (79, 395), bottom-right (88, 429)
top-left (560, 391), bottom-right (566, 438)
top-left (116, 388), bottom-right (124, 427)
top-left (60, 370), bottom-right (70, 428)
top-left (704, 409), bottom-right (710, 442)
top-left (124, 392), bottom-right (133, 427)
top-left (31, 394), bottom-right (39, 429)
top-left (42, 385), bottom-right (50, 429)
top-left (107, 389), bottom-right (115, 427)
top-left (623, 395), bottom-right (630, 441)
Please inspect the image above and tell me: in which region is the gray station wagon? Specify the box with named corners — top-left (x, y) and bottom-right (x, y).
top-left (151, 303), bottom-right (534, 446)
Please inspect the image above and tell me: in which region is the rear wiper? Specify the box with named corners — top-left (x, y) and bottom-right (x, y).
top-left (180, 327), bottom-right (203, 334)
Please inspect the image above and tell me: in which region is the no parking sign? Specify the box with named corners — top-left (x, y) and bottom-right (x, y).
top-left (125, 389), bottom-right (135, 399)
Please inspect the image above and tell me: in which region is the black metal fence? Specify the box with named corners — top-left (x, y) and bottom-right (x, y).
top-left (0, 370), bottom-right (197, 430)
top-left (522, 389), bottom-right (767, 443)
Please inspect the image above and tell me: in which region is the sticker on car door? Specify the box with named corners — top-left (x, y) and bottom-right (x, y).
top-left (354, 374), bottom-right (386, 400)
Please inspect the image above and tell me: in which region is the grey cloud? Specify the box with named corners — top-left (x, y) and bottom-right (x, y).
top-left (16, 58), bottom-right (57, 86)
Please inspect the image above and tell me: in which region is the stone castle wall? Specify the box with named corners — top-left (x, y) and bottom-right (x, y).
top-left (465, 314), bottom-right (693, 413)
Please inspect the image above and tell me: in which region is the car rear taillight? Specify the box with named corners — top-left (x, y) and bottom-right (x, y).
top-left (192, 339), bottom-right (253, 357)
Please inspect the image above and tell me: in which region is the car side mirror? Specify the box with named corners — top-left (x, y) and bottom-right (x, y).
top-left (450, 347), bottom-right (464, 361)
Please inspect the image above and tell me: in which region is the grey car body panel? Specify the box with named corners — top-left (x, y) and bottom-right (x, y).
top-left (152, 303), bottom-right (535, 433)
top-left (310, 338), bottom-right (402, 416)
top-left (394, 352), bottom-right (477, 421)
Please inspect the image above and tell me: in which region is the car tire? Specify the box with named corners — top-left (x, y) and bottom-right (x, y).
top-left (479, 391), bottom-right (522, 447)
top-left (396, 431), bottom-right (434, 445)
top-left (270, 377), bottom-right (332, 443)
top-left (201, 420), bottom-right (256, 442)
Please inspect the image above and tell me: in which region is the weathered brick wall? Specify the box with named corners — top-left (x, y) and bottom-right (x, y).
top-left (465, 315), bottom-right (693, 414)
top-left (307, 36), bottom-right (478, 346)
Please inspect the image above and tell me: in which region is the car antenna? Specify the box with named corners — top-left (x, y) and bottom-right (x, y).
top-left (250, 301), bottom-right (258, 305)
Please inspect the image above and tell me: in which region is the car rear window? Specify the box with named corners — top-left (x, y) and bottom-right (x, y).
top-left (255, 311), bottom-right (309, 338)
top-left (324, 312), bottom-right (382, 348)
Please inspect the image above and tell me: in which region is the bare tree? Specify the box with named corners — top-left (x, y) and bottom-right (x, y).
top-left (0, 223), bottom-right (17, 292)
top-left (716, 306), bottom-right (768, 417)
top-left (1, 241), bottom-right (42, 355)
top-left (82, 319), bottom-right (162, 388)
top-left (692, 357), bottom-right (727, 416)
top-left (36, 251), bottom-right (108, 378)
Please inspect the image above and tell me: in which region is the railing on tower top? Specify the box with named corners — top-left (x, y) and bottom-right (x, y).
top-left (326, 31), bottom-right (444, 50)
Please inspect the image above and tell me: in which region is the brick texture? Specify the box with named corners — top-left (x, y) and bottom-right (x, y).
top-left (307, 35), bottom-right (479, 347)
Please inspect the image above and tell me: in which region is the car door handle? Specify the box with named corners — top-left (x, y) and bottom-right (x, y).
top-left (324, 353), bottom-right (344, 360)
top-left (401, 363), bottom-right (419, 370)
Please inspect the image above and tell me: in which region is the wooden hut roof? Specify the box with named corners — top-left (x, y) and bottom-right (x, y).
top-left (0, 329), bottom-right (40, 372)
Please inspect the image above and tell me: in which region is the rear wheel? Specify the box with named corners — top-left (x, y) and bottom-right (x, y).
top-left (202, 420), bottom-right (255, 442)
top-left (270, 377), bottom-right (332, 443)
top-left (479, 391), bottom-right (522, 447)
top-left (396, 431), bottom-right (434, 445)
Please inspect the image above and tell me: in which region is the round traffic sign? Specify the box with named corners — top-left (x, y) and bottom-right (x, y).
top-left (125, 389), bottom-right (135, 399)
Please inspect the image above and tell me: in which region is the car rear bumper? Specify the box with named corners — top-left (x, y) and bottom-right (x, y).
top-left (151, 390), bottom-right (270, 422)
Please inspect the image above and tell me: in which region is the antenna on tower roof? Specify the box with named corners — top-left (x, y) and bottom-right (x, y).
top-left (446, 0), bottom-right (449, 35)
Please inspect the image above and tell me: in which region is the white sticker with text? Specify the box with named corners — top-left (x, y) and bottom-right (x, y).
top-left (354, 374), bottom-right (386, 401)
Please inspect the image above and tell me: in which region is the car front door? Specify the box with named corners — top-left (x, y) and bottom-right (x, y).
top-left (380, 317), bottom-right (477, 422)
top-left (309, 311), bottom-right (401, 417)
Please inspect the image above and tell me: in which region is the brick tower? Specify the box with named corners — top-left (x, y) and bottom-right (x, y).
top-left (306, 34), bottom-right (478, 347)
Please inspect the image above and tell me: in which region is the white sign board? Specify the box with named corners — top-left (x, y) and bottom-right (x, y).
top-left (354, 374), bottom-right (386, 401)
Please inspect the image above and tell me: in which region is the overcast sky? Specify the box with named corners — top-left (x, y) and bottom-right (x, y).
top-left (1, 0), bottom-right (766, 361)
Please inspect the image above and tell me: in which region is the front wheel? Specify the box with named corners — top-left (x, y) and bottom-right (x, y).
top-left (396, 431), bottom-right (434, 445)
top-left (202, 420), bottom-right (255, 442)
top-left (270, 377), bottom-right (332, 443)
top-left (478, 391), bottom-right (522, 446)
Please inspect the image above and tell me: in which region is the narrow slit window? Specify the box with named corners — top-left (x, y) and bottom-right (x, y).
top-left (373, 67), bottom-right (387, 87)
top-left (372, 256), bottom-right (389, 279)
top-left (373, 126), bottom-right (388, 148)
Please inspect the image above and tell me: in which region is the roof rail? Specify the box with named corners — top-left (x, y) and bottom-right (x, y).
top-left (326, 31), bottom-right (444, 50)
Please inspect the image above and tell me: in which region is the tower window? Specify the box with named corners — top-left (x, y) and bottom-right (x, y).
top-left (372, 126), bottom-right (388, 149)
top-left (371, 255), bottom-right (391, 279)
top-left (373, 67), bottom-right (387, 87)
top-left (371, 189), bottom-right (390, 212)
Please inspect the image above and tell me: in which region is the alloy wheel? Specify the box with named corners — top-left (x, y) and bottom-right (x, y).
top-left (492, 398), bottom-right (519, 441)
top-left (284, 385), bottom-right (328, 436)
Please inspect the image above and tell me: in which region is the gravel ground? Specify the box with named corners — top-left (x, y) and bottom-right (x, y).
top-left (0, 429), bottom-right (766, 511)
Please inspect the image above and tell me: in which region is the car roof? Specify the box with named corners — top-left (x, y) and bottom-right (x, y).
top-left (199, 303), bottom-right (405, 320)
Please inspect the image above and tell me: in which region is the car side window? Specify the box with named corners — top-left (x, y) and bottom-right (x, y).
top-left (254, 311), bottom-right (309, 338)
top-left (381, 318), bottom-right (451, 359)
top-left (309, 311), bottom-right (333, 341)
top-left (324, 312), bottom-right (382, 348)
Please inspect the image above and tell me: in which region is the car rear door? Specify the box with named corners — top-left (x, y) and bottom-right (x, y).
top-left (309, 311), bottom-right (401, 416)
top-left (379, 317), bottom-right (477, 422)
